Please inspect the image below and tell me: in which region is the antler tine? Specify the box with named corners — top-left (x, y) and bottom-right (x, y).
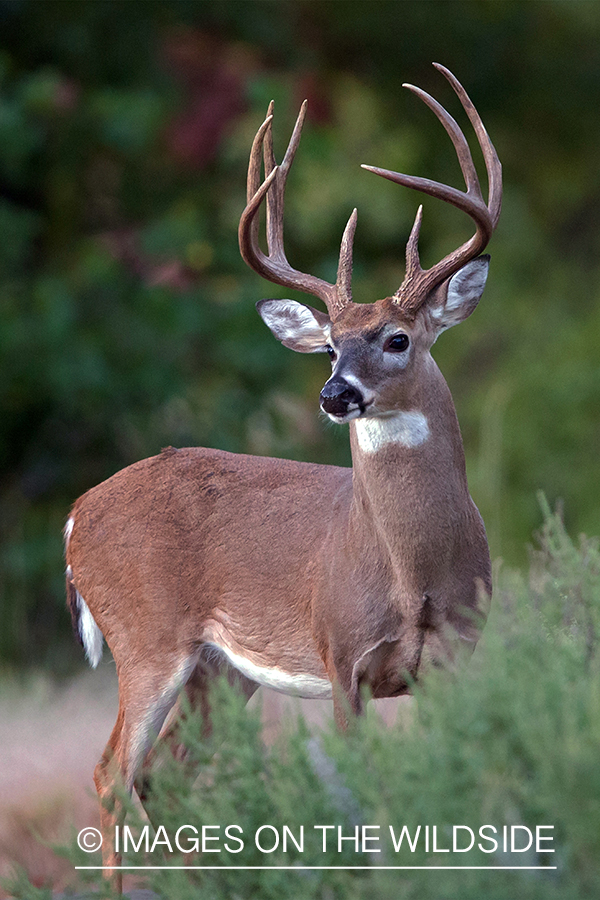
top-left (336, 207), bottom-right (358, 309)
top-left (264, 100), bottom-right (304, 259)
top-left (239, 102), bottom-right (356, 319)
top-left (402, 84), bottom-right (482, 202)
top-left (404, 203), bottom-right (424, 287)
top-left (361, 65), bottom-right (502, 312)
top-left (246, 111), bottom-right (274, 250)
top-left (434, 63), bottom-right (502, 227)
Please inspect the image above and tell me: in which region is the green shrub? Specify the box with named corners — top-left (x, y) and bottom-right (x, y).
top-left (7, 506), bottom-right (599, 900)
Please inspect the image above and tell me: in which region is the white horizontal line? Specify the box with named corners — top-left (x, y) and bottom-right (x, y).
top-left (76, 865), bottom-right (557, 871)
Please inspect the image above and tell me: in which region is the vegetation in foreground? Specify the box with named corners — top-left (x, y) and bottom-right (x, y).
top-left (5, 502), bottom-right (600, 899)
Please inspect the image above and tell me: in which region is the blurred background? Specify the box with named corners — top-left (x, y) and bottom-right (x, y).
top-left (1, 0), bottom-right (599, 674)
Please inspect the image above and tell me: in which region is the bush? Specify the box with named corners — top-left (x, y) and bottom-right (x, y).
top-left (6, 506), bottom-right (600, 899)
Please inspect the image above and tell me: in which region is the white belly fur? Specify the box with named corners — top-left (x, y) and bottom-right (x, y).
top-left (205, 641), bottom-right (333, 700)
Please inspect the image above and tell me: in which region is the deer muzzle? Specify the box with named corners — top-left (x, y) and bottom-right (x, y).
top-left (320, 378), bottom-right (364, 419)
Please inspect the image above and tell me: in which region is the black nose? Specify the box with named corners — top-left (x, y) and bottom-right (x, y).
top-left (320, 379), bottom-right (362, 416)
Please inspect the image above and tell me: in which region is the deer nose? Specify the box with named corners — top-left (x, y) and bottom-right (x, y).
top-left (320, 379), bottom-right (363, 416)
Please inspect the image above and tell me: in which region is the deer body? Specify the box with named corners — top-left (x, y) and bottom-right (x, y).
top-left (66, 65), bottom-right (501, 885)
top-left (67, 324), bottom-right (488, 706)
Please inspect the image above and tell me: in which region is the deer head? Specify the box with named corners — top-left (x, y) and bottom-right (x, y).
top-left (239, 64), bottom-right (502, 424)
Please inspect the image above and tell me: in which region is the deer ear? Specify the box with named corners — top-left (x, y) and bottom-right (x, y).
top-left (257, 299), bottom-right (332, 353)
top-left (430, 256), bottom-right (490, 332)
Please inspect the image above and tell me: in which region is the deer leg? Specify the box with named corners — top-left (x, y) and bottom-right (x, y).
top-left (93, 707), bottom-right (126, 894)
top-left (135, 652), bottom-right (258, 809)
top-left (94, 657), bottom-right (196, 893)
top-left (332, 683), bottom-right (363, 731)
top-left (328, 659), bottom-right (363, 732)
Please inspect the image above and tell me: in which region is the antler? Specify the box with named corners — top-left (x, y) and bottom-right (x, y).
top-left (239, 101), bottom-right (358, 321)
top-left (362, 63), bottom-right (502, 313)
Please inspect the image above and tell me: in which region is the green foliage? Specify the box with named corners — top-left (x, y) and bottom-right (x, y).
top-left (137, 684), bottom-right (366, 900)
top-left (1, 1), bottom-right (600, 667)
top-left (8, 505), bottom-right (599, 899)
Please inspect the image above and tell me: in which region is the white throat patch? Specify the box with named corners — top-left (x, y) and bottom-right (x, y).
top-left (355, 411), bottom-right (430, 453)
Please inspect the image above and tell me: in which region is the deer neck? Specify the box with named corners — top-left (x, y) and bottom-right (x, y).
top-left (347, 358), bottom-right (469, 551)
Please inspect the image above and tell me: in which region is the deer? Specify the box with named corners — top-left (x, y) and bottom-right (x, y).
top-left (64, 63), bottom-right (501, 884)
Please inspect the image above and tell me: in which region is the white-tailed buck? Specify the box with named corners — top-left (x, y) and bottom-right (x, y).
top-left (65, 64), bottom-right (501, 882)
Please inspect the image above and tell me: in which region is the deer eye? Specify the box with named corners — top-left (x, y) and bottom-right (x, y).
top-left (385, 334), bottom-right (410, 353)
top-left (326, 345), bottom-right (336, 360)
